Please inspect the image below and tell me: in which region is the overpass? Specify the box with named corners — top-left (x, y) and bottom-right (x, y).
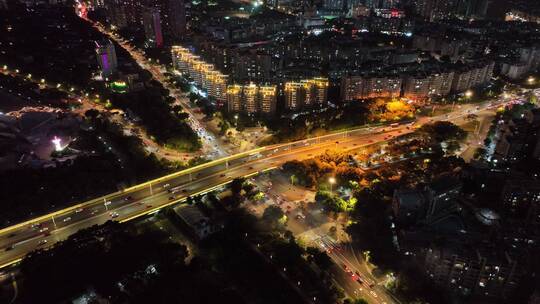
top-left (0, 97), bottom-right (509, 269)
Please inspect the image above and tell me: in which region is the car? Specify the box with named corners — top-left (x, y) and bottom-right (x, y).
top-left (104, 200), bottom-right (112, 206)
top-left (110, 212), bottom-right (119, 218)
top-left (220, 174), bottom-right (226, 177)
top-left (163, 183), bottom-right (171, 188)
top-left (370, 291), bottom-right (377, 298)
top-left (124, 196), bottom-right (133, 201)
top-left (75, 208), bottom-right (84, 213)
top-left (38, 239), bottom-right (48, 246)
top-left (248, 166), bottom-right (253, 170)
top-left (39, 227), bottom-right (48, 233)
top-left (182, 189), bottom-right (188, 193)
top-left (5, 245), bottom-right (13, 251)
top-left (368, 139), bottom-right (374, 143)
top-left (63, 217), bottom-right (71, 222)
top-left (169, 196), bottom-right (175, 200)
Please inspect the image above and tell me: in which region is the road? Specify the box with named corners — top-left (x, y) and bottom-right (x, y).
top-left (0, 95), bottom-right (514, 270)
top-left (250, 174), bottom-right (396, 304)
top-left (91, 22), bottom-right (229, 159)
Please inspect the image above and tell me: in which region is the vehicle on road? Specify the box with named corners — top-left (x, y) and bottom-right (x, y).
top-left (104, 201), bottom-right (112, 206)
top-left (75, 208), bottom-right (84, 213)
top-left (39, 227), bottom-right (48, 233)
top-left (63, 217), bottom-right (71, 222)
top-left (38, 239), bottom-right (47, 246)
top-left (124, 196), bottom-right (133, 201)
top-left (110, 212), bottom-right (119, 218)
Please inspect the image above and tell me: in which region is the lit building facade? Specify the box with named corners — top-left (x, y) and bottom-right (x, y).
top-left (284, 77), bottom-right (329, 110)
top-left (172, 46), bottom-right (229, 101)
top-left (226, 83), bottom-right (277, 115)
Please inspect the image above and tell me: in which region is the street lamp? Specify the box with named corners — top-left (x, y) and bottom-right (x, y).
top-left (465, 90), bottom-right (473, 98)
top-left (234, 114), bottom-right (239, 127)
top-left (329, 177), bottom-right (336, 193)
top-left (528, 76), bottom-right (536, 85)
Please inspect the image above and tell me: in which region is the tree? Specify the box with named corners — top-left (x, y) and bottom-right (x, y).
top-left (140, 70), bottom-right (153, 82)
top-left (419, 121), bottom-right (466, 142)
top-left (316, 190), bottom-right (356, 213)
top-left (262, 205), bottom-right (286, 226)
top-left (218, 120), bottom-right (231, 135)
top-left (306, 247), bottom-right (333, 271)
top-left (230, 178), bottom-right (244, 196)
top-left (84, 109), bottom-right (100, 119)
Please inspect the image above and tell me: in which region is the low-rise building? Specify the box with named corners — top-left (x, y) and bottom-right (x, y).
top-left (424, 246), bottom-right (524, 299)
top-left (172, 204), bottom-right (221, 240)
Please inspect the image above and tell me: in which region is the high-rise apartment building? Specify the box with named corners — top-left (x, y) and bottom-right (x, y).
top-left (95, 39), bottom-right (117, 79)
top-left (226, 85), bottom-right (243, 112)
top-left (171, 46), bottom-right (230, 101)
top-left (142, 7), bottom-right (163, 47)
top-left (341, 75), bottom-right (402, 101)
top-left (284, 77), bottom-right (329, 110)
top-left (226, 84), bottom-right (277, 115)
top-left (167, 0), bottom-right (186, 40)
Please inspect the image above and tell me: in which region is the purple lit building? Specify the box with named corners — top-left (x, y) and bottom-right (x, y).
top-left (95, 39), bottom-right (117, 79)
